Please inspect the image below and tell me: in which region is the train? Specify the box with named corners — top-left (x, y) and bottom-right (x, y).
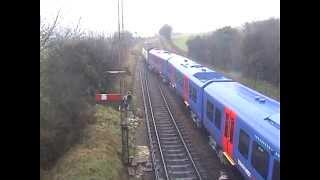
top-left (141, 46), bottom-right (280, 180)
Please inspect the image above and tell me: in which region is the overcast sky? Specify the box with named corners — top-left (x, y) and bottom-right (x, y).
top-left (40, 0), bottom-right (280, 37)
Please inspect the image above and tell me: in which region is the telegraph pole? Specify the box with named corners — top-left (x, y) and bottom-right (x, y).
top-left (117, 0), bottom-right (121, 66)
top-left (121, 0), bottom-right (124, 31)
top-left (118, 0), bottom-right (129, 165)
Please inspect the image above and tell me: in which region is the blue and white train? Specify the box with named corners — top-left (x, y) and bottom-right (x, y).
top-left (142, 47), bottom-right (280, 180)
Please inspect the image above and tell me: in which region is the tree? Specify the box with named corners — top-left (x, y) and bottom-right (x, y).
top-left (40, 23), bottom-right (135, 170)
top-left (242, 18), bottom-right (280, 85)
top-left (40, 10), bottom-right (61, 54)
top-left (159, 24), bottom-right (173, 40)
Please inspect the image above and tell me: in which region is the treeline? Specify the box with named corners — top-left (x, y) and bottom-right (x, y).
top-left (40, 17), bottom-right (134, 171)
top-left (187, 18), bottom-right (280, 87)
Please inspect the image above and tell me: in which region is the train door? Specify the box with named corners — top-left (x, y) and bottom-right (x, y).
top-left (183, 75), bottom-right (189, 103)
top-left (222, 108), bottom-right (236, 160)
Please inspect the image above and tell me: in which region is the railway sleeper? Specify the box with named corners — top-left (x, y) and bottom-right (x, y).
top-left (156, 121), bottom-right (173, 124)
top-left (167, 164), bottom-right (194, 169)
top-left (166, 158), bottom-right (189, 162)
top-left (161, 140), bottom-right (180, 145)
top-left (169, 170), bottom-right (194, 175)
top-left (154, 113), bottom-right (170, 117)
top-left (173, 177), bottom-right (198, 180)
top-left (157, 125), bottom-right (174, 129)
top-left (165, 153), bottom-right (187, 158)
top-left (157, 122), bottom-right (173, 125)
top-left (162, 144), bottom-right (183, 148)
top-left (165, 149), bottom-right (185, 153)
top-left (156, 122), bottom-right (173, 125)
top-left (170, 172), bottom-right (196, 179)
top-left (160, 136), bottom-right (179, 141)
top-left (160, 130), bottom-right (176, 133)
top-left (152, 106), bottom-right (167, 110)
top-left (161, 133), bottom-right (178, 137)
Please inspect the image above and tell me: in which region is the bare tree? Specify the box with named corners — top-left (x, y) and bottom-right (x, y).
top-left (63, 17), bottom-right (84, 40)
top-left (40, 10), bottom-right (61, 53)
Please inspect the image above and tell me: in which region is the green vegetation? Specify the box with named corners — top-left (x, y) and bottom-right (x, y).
top-left (169, 18), bottom-right (280, 100)
top-left (40, 15), bottom-right (137, 179)
top-left (41, 105), bottom-right (127, 180)
top-left (172, 35), bottom-right (190, 51)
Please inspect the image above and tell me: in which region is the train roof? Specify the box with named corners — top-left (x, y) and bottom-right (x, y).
top-left (168, 54), bottom-right (232, 87)
top-left (149, 49), bottom-right (174, 60)
top-left (204, 82), bottom-right (280, 151)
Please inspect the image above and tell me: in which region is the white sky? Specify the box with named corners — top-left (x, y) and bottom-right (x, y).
top-left (40, 0), bottom-right (280, 37)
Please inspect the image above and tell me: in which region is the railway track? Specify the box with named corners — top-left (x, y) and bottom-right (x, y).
top-left (140, 68), bottom-right (206, 180)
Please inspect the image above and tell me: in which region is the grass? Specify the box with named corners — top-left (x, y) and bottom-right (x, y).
top-left (41, 105), bottom-right (127, 180)
top-left (172, 35), bottom-right (191, 51)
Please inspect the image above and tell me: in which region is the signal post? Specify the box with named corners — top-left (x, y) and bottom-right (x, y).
top-left (96, 70), bottom-right (131, 165)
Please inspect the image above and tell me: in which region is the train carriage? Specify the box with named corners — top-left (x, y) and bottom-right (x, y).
top-left (143, 47), bottom-right (280, 180)
top-left (147, 49), bottom-right (173, 77)
top-left (142, 42), bottom-right (154, 61)
top-left (203, 82), bottom-right (280, 180)
top-left (166, 55), bottom-right (232, 127)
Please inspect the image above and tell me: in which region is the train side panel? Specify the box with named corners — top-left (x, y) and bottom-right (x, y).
top-left (233, 120), bottom-right (280, 180)
top-left (202, 91), bottom-right (225, 150)
top-left (148, 52), bottom-right (163, 74)
top-left (167, 62), bottom-right (176, 87)
top-left (203, 83), bottom-right (280, 180)
top-left (161, 57), bottom-right (170, 80)
top-left (232, 117), bottom-right (255, 179)
top-left (173, 68), bottom-right (185, 99)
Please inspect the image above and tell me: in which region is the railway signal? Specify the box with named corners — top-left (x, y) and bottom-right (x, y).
top-left (99, 69), bottom-right (130, 165)
top-left (95, 92), bottom-right (122, 103)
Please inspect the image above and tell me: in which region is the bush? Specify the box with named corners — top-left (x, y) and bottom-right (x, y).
top-left (187, 18), bottom-right (280, 87)
top-left (40, 27), bottom-right (134, 170)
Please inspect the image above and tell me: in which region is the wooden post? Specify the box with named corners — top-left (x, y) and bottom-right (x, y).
top-left (120, 77), bottom-right (129, 165)
top-left (104, 70), bottom-right (129, 165)
top-left (121, 110), bottom-right (129, 165)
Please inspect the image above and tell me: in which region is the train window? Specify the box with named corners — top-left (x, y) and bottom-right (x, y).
top-left (238, 129), bottom-right (250, 159)
top-left (206, 101), bottom-right (214, 121)
top-left (214, 108), bottom-right (221, 129)
top-left (251, 141), bottom-right (270, 179)
top-left (189, 86), bottom-right (197, 103)
top-left (272, 159), bottom-right (280, 180)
